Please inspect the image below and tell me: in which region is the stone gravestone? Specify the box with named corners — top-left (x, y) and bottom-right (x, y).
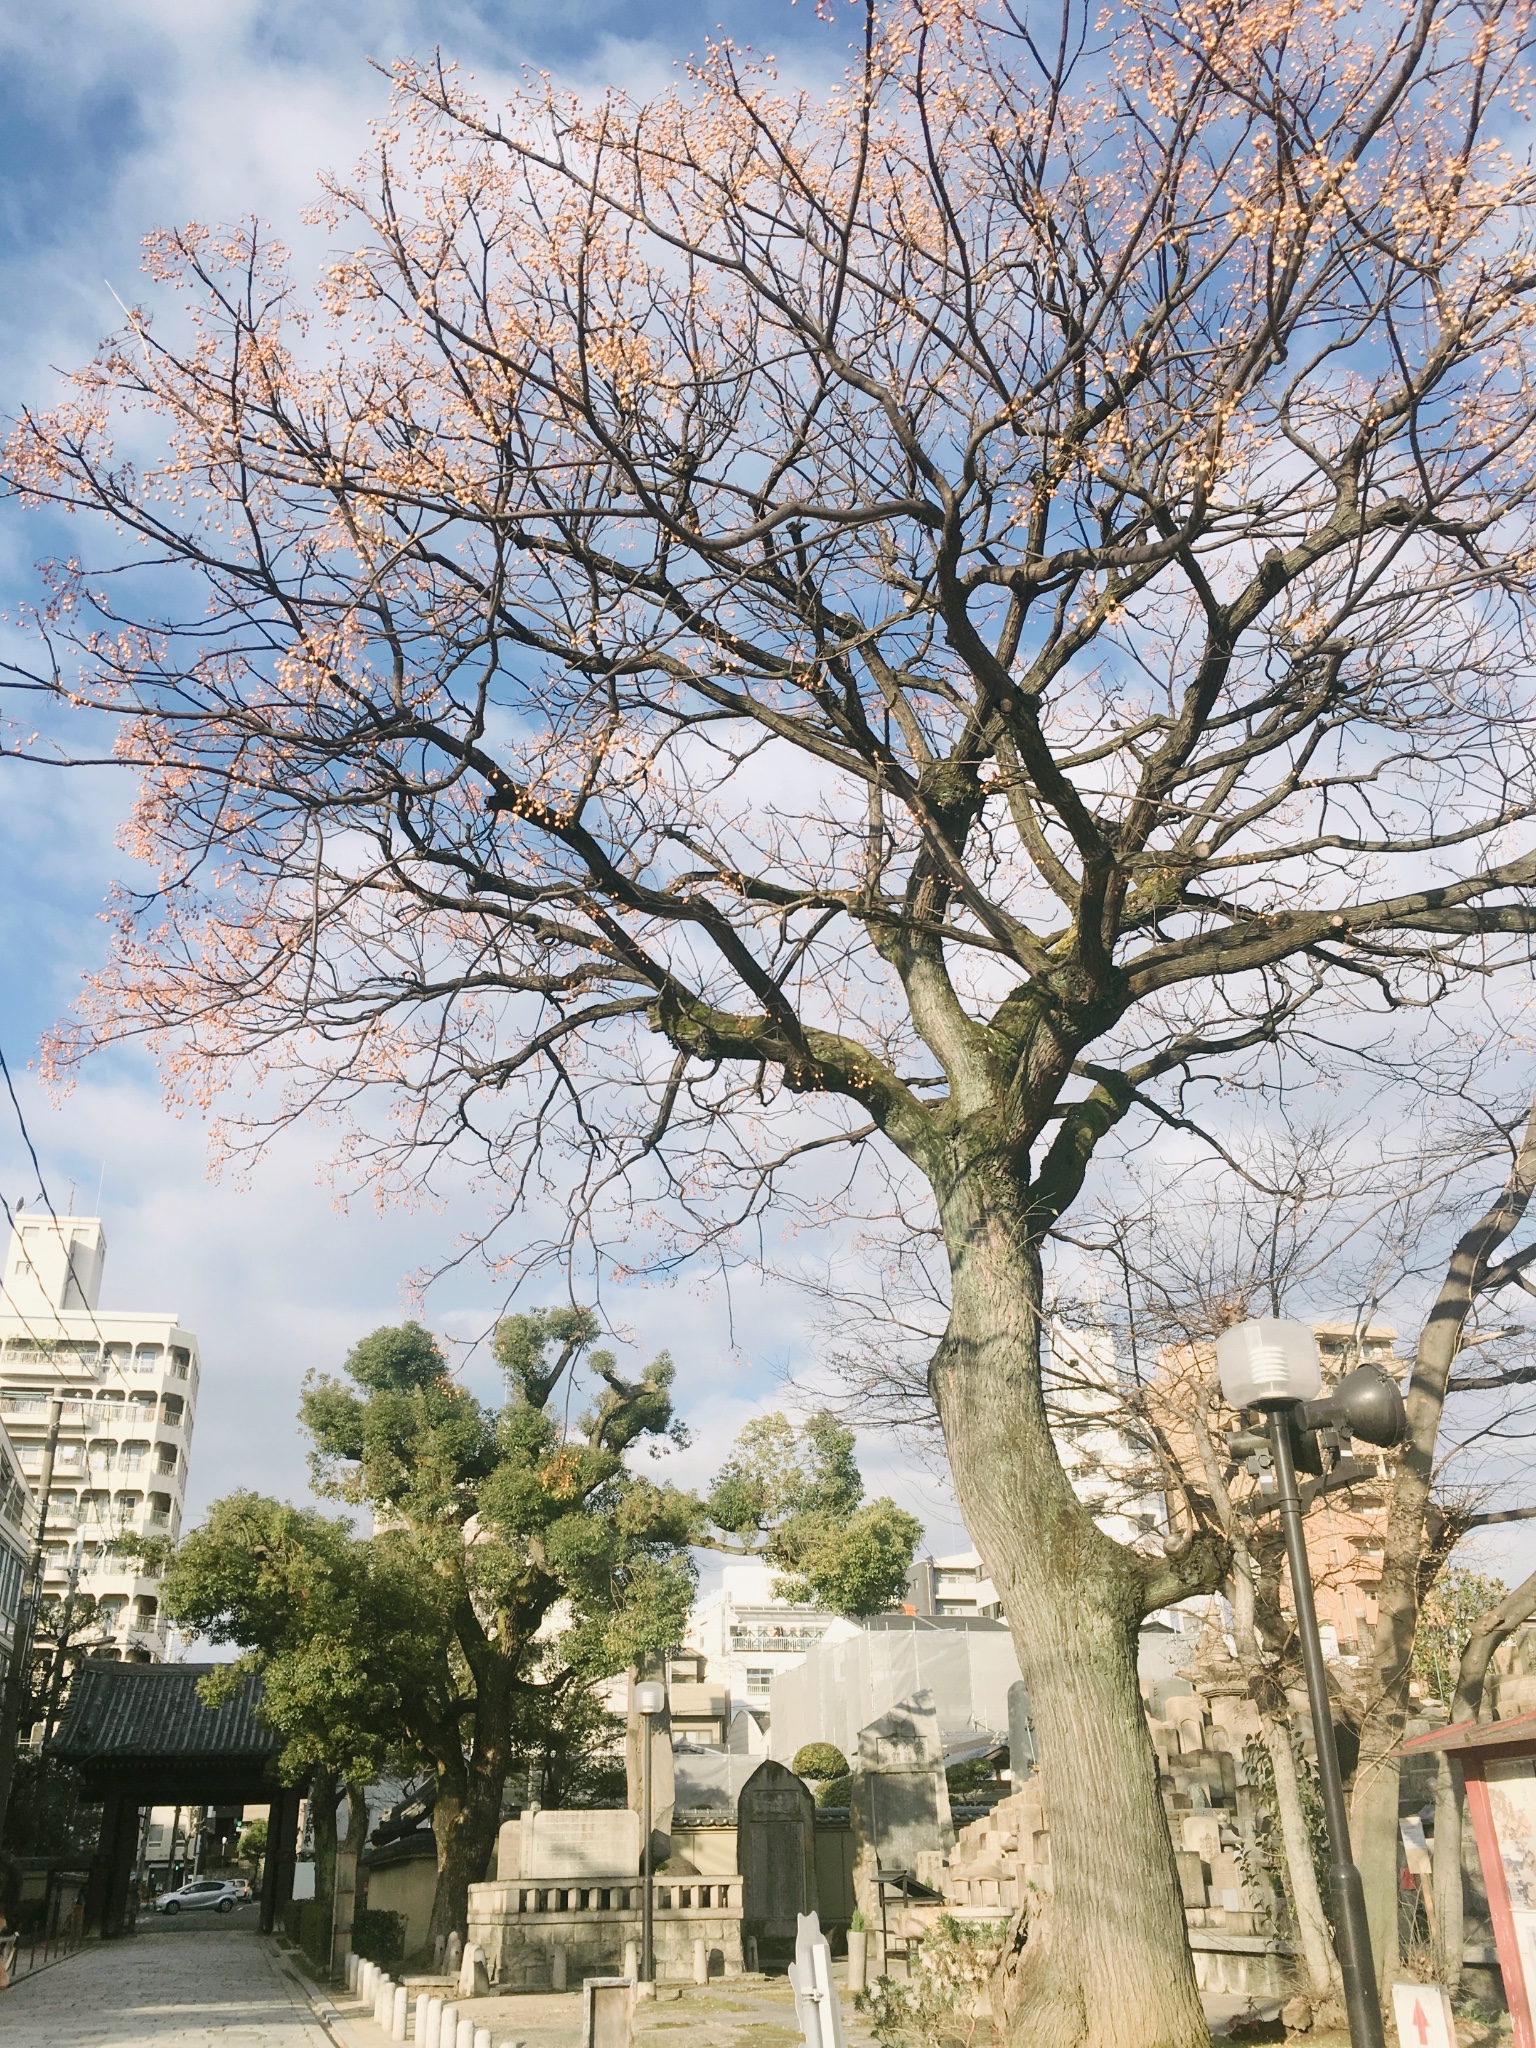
top-left (737, 1758), bottom-right (818, 1966)
top-left (458, 1942), bottom-right (491, 1999)
top-left (788, 1910), bottom-right (845, 2048)
top-left (497, 1808), bottom-right (643, 1881)
top-left (849, 1690), bottom-right (953, 1920)
top-left (1007, 1681), bottom-right (1037, 1783)
top-left (583, 1976), bottom-right (636, 2048)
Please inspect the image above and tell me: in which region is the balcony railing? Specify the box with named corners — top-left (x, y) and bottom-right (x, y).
top-left (727, 1629), bottom-right (827, 1652)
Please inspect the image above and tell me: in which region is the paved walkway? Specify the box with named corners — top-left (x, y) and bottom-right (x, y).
top-left (0, 1912), bottom-right (334, 2048)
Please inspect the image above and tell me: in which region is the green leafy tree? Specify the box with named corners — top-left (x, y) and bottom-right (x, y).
top-left (239, 1814), bottom-right (268, 1876)
top-left (704, 1412), bottom-right (921, 1615)
top-left (298, 1311), bottom-right (697, 1939)
top-left (1413, 1569), bottom-right (1509, 1707)
top-left (157, 1491), bottom-right (450, 1931)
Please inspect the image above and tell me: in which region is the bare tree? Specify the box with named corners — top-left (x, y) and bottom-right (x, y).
top-left (10, 4), bottom-right (1536, 2041)
top-left (1429, 1569), bottom-right (1536, 1990)
top-left (1351, 1092), bottom-right (1536, 1980)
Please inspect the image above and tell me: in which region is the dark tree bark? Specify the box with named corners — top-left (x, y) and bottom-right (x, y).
top-left (309, 1764), bottom-right (341, 1931)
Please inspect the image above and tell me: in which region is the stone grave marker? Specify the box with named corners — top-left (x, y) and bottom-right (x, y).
top-left (737, 1758), bottom-right (818, 1965)
top-left (1007, 1681), bottom-right (1037, 1782)
top-left (849, 1689), bottom-right (952, 1910)
top-left (582, 1976), bottom-right (636, 2048)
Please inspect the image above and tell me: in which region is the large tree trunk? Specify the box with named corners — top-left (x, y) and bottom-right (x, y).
top-left (310, 1764), bottom-right (341, 1930)
top-left (1351, 1095), bottom-right (1536, 1985)
top-left (929, 1200), bottom-right (1210, 2048)
top-left (429, 1664), bottom-right (514, 1943)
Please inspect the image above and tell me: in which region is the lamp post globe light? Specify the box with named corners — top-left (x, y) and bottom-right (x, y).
top-left (1215, 1318), bottom-right (1387, 2048)
top-left (634, 1679), bottom-right (667, 1986)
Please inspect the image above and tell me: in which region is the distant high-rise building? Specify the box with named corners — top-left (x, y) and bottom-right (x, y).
top-left (0, 1214), bottom-right (199, 1662)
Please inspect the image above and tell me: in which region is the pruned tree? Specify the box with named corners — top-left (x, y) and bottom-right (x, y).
top-left (303, 1315), bottom-right (697, 1939)
top-left (11, 2), bottom-right (1536, 2039)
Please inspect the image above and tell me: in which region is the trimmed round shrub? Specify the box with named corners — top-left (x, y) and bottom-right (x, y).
top-left (792, 1742), bottom-right (850, 1782)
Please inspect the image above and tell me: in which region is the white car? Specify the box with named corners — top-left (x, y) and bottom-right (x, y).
top-left (156, 1878), bottom-right (241, 1915)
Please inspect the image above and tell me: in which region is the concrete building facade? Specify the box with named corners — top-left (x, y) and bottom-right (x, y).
top-left (682, 1558), bottom-right (838, 1742)
top-left (0, 1213), bottom-right (199, 1662)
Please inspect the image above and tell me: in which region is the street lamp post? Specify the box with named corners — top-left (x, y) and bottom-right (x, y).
top-left (1216, 1318), bottom-right (1398, 2048)
top-left (634, 1679), bottom-right (666, 1986)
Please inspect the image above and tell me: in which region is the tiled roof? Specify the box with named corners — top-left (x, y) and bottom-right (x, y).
top-left (48, 1659), bottom-right (279, 1764)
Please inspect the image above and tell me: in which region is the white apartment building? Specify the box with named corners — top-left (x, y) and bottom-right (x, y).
top-left (0, 1213), bottom-right (198, 1662)
top-left (683, 1557), bottom-right (838, 1739)
top-left (0, 1418), bottom-right (30, 1682)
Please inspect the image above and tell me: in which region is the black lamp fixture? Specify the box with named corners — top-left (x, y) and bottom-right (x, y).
top-left (1215, 1319), bottom-right (1406, 2048)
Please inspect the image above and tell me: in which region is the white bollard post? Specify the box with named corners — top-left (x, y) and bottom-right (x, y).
top-left (423, 1995), bottom-right (444, 2048)
top-left (378, 1975), bottom-right (394, 2025)
top-left (392, 1985), bottom-right (409, 2041)
top-left (693, 1936), bottom-right (708, 1985)
top-left (623, 1938), bottom-right (639, 1980)
top-left (473, 2032), bottom-right (491, 2048)
top-left (847, 1926), bottom-right (868, 1995)
top-left (456, 2022), bottom-right (475, 2048)
top-left (414, 1992), bottom-right (430, 2042)
top-left (346, 1953), bottom-right (358, 1994)
top-left (439, 2001), bottom-right (459, 2048)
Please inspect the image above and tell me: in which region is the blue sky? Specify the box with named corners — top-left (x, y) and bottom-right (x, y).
top-left (0, 0), bottom-right (974, 1555)
top-left (4, 0), bottom-right (1533, 1595)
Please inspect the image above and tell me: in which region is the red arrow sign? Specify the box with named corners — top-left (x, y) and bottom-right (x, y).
top-left (1410, 1999), bottom-right (1431, 2046)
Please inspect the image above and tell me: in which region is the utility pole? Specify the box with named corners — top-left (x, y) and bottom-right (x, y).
top-left (42, 1535), bottom-right (84, 1742)
top-left (0, 1394), bottom-right (63, 1837)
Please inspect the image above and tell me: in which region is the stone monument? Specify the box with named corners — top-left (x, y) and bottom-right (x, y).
top-left (1007, 1680), bottom-right (1037, 1782)
top-left (737, 1758), bottom-right (818, 1965)
top-left (848, 1689), bottom-right (952, 1918)
top-left (496, 1807), bottom-right (643, 1881)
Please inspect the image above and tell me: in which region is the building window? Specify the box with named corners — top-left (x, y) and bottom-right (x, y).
top-left (148, 1493), bottom-right (172, 1528)
top-left (134, 1345), bottom-right (163, 1373)
top-left (88, 1439), bottom-right (115, 1472)
top-left (169, 1348), bottom-right (191, 1378)
top-left (118, 1440), bottom-right (149, 1472)
top-left (161, 1396), bottom-right (184, 1428)
top-left (155, 1445), bottom-right (178, 1475)
top-left (745, 1668), bottom-right (772, 1700)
